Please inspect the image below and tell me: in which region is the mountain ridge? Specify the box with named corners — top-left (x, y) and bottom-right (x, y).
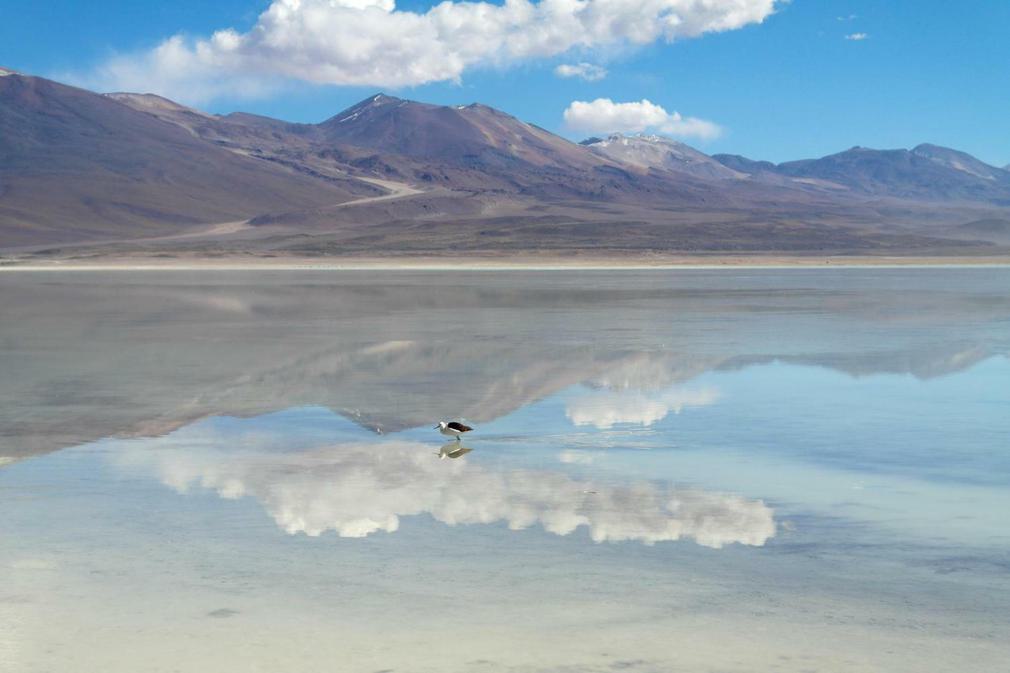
top-left (713, 144), bottom-right (1010, 202)
top-left (0, 71), bottom-right (376, 246)
top-left (2, 69), bottom-right (1009, 256)
top-left (581, 133), bottom-right (744, 180)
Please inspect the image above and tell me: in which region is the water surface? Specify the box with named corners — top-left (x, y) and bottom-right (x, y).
top-left (2, 269), bottom-right (1009, 672)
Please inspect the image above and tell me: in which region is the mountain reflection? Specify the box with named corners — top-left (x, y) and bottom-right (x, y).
top-left (116, 440), bottom-right (776, 548)
top-left (3, 271), bottom-right (1009, 463)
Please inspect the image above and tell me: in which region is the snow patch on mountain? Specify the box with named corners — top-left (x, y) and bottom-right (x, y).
top-left (911, 143), bottom-right (1004, 181)
top-left (582, 133), bottom-right (744, 180)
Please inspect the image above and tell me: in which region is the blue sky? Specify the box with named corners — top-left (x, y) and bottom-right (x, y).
top-left (2, 0), bottom-right (1008, 165)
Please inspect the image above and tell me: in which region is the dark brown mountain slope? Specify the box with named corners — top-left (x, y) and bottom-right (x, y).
top-left (319, 95), bottom-right (597, 168)
top-left (2, 71), bottom-right (1009, 256)
top-left (313, 94), bottom-right (721, 201)
top-left (0, 74), bottom-right (372, 246)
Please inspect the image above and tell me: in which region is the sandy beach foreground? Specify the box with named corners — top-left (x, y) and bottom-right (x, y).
top-left (4, 253), bottom-right (1010, 271)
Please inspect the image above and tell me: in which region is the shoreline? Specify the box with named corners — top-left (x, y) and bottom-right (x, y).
top-left (3, 254), bottom-right (1010, 271)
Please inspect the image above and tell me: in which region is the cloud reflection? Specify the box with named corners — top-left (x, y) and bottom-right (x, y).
top-left (566, 386), bottom-right (720, 429)
top-left (121, 440), bottom-right (774, 548)
top-left (558, 450), bottom-right (597, 465)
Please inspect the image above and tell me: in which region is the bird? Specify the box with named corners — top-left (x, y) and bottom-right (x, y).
top-left (434, 420), bottom-right (473, 441)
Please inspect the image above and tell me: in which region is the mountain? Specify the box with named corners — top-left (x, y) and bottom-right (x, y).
top-left (0, 72), bottom-right (371, 246)
top-left (777, 145), bottom-right (1010, 201)
top-left (710, 154), bottom-right (778, 175)
top-left (910, 143), bottom-right (1007, 181)
top-left (5, 274), bottom-right (1006, 463)
top-left (957, 217), bottom-right (1010, 242)
top-left (2, 69), bottom-right (1009, 257)
top-left (108, 89), bottom-right (696, 203)
top-left (317, 94), bottom-right (583, 165)
top-left (104, 91), bottom-right (214, 124)
top-left (715, 145), bottom-right (1010, 203)
top-left (312, 93), bottom-right (696, 201)
top-left (581, 133), bottom-right (743, 180)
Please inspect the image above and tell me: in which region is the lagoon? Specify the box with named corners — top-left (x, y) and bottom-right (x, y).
top-left (2, 269), bottom-right (1009, 672)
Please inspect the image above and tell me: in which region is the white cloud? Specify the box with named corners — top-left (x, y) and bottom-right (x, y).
top-left (554, 62), bottom-right (608, 81)
top-left (77, 0), bottom-right (781, 102)
top-left (118, 439), bottom-right (774, 548)
top-left (566, 385), bottom-right (720, 429)
top-left (844, 32), bottom-right (869, 41)
top-left (563, 98), bottom-right (722, 140)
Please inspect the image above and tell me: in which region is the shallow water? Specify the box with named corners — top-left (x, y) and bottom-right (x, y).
top-left (2, 269), bottom-right (1009, 672)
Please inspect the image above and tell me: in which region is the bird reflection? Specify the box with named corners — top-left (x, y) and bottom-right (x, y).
top-left (437, 442), bottom-right (473, 460)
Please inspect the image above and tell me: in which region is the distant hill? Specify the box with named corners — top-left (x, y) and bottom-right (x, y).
top-left (710, 154), bottom-right (778, 175)
top-left (582, 134), bottom-right (743, 180)
top-left (957, 217), bottom-right (1010, 241)
top-left (714, 145), bottom-right (1010, 203)
top-left (2, 69), bottom-right (1009, 256)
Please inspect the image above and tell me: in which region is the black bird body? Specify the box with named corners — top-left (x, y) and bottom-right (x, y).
top-left (435, 420), bottom-right (473, 440)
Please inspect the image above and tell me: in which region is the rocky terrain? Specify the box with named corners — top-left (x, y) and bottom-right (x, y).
top-left (2, 68), bottom-right (1009, 259)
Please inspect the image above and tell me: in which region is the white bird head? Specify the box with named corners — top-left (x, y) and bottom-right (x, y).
top-left (434, 421), bottom-right (447, 430)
